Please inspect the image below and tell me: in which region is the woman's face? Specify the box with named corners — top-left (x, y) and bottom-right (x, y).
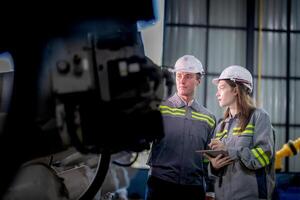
top-left (216, 80), bottom-right (237, 108)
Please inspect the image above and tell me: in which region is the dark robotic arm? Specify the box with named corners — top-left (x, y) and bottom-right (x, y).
top-left (0, 1), bottom-right (171, 199)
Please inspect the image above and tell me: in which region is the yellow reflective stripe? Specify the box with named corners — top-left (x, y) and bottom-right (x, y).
top-left (159, 105), bottom-right (186, 116)
top-left (251, 148), bottom-right (266, 166)
top-left (191, 115), bottom-right (214, 127)
top-left (217, 129), bottom-right (227, 134)
top-left (233, 124), bottom-right (255, 135)
top-left (160, 110), bottom-right (185, 116)
top-left (233, 124), bottom-right (255, 130)
top-left (216, 130), bottom-right (227, 136)
top-left (203, 158), bottom-right (209, 163)
top-left (233, 130), bottom-right (254, 136)
top-left (216, 133), bottom-right (226, 137)
top-left (256, 147), bottom-right (270, 165)
top-left (233, 125), bottom-right (255, 131)
top-left (159, 105), bottom-right (185, 113)
top-left (215, 130), bottom-right (227, 138)
top-left (247, 124), bottom-right (255, 129)
top-left (241, 130), bottom-right (254, 135)
top-left (215, 134), bottom-right (227, 139)
top-left (251, 147), bottom-right (269, 167)
top-left (191, 111), bottom-right (215, 126)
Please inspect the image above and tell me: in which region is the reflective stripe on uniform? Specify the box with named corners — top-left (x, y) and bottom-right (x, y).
top-left (191, 111), bottom-right (215, 128)
top-left (233, 124), bottom-right (254, 131)
top-left (233, 124), bottom-right (255, 136)
top-left (159, 105), bottom-right (185, 116)
top-left (216, 129), bottom-right (228, 139)
top-left (251, 147), bottom-right (270, 167)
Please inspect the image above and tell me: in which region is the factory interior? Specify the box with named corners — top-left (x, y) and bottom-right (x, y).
top-left (0, 0), bottom-right (299, 199)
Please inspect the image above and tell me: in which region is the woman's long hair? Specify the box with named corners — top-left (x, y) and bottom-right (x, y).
top-left (220, 80), bottom-right (256, 133)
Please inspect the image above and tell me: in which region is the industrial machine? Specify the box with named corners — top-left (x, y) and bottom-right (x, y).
top-left (274, 138), bottom-right (300, 200)
top-left (0, 1), bottom-right (172, 199)
top-left (275, 138), bottom-right (300, 171)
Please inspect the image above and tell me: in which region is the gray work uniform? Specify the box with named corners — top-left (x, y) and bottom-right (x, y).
top-left (147, 93), bottom-right (216, 189)
top-left (209, 108), bottom-right (275, 200)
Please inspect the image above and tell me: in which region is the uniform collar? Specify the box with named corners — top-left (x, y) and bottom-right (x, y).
top-left (169, 93), bottom-right (201, 111)
top-left (224, 112), bottom-right (240, 122)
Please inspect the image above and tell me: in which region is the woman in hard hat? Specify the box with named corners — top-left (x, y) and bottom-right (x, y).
top-left (205, 65), bottom-right (275, 200)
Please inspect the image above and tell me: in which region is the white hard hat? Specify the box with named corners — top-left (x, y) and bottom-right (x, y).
top-left (212, 65), bottom-right (253, 93)
top-left (171, 55), bottom-right (205, 75)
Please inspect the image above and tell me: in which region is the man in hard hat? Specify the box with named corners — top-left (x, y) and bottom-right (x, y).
top-left (146, 55), bottom-right (216, 200)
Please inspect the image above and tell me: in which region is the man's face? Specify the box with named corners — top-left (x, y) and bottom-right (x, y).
top-left (176, 72), bottom-right (200, 98)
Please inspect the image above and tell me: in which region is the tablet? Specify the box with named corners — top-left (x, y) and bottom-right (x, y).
top-left (196, 150), bottom-right (228, 158)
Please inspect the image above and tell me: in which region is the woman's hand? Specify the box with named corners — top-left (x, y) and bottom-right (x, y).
top-left (204, 154), bottom-right (233, 170)
top-left (208, 139), bottom-right (226, 151)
